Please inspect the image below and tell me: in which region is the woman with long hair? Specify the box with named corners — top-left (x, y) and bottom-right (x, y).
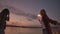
top-left (38, 9), bottom-right (60, 34)
top-left (0, 8), bottom-right (10, 34)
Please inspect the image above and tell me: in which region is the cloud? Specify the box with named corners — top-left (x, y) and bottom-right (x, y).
top-left (7, 13), bottom-right (40, 27)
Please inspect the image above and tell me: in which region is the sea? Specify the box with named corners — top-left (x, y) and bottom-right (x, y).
top-left (5, 27), bottom-right (59, 34)
top-left (5, 27), bottom-right (43, 34)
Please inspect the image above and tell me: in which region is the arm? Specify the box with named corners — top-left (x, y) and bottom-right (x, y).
top-left (48, 19), bottom-right (60, 25)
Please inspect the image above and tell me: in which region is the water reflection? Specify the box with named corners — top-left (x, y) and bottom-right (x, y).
top-left (5, 27), bottom-right (43, 34)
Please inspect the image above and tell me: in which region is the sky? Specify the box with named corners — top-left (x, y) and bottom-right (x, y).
top-left (0, 0), bottom-right (60, 26)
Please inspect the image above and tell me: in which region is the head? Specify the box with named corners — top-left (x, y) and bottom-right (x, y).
top-left (40, 9), bottom-right (46, 16)
top-left (1, 8), bottom-right (9, 15)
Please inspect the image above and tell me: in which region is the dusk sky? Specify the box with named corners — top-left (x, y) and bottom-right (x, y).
top-left (0, 0), bottom-right (60, 26)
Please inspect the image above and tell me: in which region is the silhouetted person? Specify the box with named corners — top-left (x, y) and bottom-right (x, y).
top-left (38, 9), bottom-right (60, 34)
top-left (0, 8), bottom-right (10, 34)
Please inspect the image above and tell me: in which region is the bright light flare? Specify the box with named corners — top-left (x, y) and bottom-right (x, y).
top-left (37, 14), bottom-right (42, 17)
top-left (37, 14), bottom-right (42, 21)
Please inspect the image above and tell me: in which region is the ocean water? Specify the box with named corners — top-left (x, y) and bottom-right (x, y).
top-left (5, 27), bottom-right (43, 34)
top-left (5, 27), bottom-right (59, 34)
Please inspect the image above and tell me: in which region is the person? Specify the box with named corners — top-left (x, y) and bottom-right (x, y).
top-left (37, 9), bottom-right (60, 34)
top-left (0, 8), bottom-right (10, 34)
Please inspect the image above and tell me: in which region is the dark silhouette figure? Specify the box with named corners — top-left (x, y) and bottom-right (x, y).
top-left (38, 9), bottom-right (60, 34)
top-left (0, 8), bottom-right (10, 34)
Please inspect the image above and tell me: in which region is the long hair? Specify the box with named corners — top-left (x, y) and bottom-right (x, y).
top-left (40, 9), bottom-right (49, 20)
top-left (0, 8), bottom-right (9, 16)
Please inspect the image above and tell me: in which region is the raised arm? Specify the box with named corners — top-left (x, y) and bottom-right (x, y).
top-left (48, 19), bottom-right (60, 25)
